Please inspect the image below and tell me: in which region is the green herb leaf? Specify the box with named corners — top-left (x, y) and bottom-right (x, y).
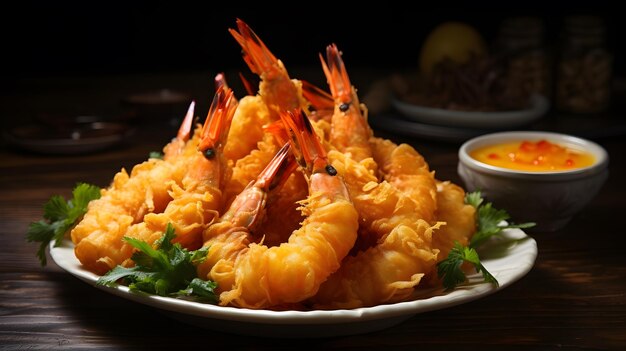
top-left (437, 191), bottom-right (535, 290)
top-left (95, 265), bottom-right (144, 286)
top-left (464, 191), bottom-right (484, 209)
top-left (175, 278), bottom-right (218, 303)
top-left (437, 242), bottom-right (499, 290)
top-left (26, 183), bottom-right (101, 266)
top-left (43, 196), bottom-right (69, 222)
top-left (96, 224), bottom-right (218, 302)
top-left (437, 242), bottom-right (470, 290)
top-left (149, 151), bottom-right (164, 160)
top-left (467, 192), bottom-right (536, 248)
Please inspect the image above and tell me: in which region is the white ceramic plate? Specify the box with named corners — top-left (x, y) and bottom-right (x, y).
top-left (391, 94), bottom-right (549, 129)
top-left (50, 228), bottom-right (537, 338)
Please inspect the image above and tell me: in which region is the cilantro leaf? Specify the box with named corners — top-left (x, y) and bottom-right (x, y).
top-left (437, 242), bottom-right (470, 290)
top-left (466, 191), bottom-right (536, 248)
top-left (175, 278), bottom-right (218, 303)
top-left (464, 191), bottom-right (484, 209)
top-left (437, 242), bottom-right (499, 290)
top-left (69, 183), bottom-right (101, 218)
top-left (437, 191), bottom-right (534, 290)
top-left (43, 195), bottom-right (69, 221)
top-left (96, 224), bottom-right (218, 302)
top-left (26, 183), bottom-right (101, 266)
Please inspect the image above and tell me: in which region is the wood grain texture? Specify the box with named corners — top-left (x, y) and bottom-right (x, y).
top-left (1, 73), bottom-right (625, 350)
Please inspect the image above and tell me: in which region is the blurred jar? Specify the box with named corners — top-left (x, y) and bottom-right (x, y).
top-left (556, 16), bottom-right (613, 114)
top-left (495, 17), bottom-right (551, 100)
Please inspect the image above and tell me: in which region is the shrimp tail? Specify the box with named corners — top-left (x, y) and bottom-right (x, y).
top-left (229, 19), bottom-right (279, 78)
top-left (163, 100), bottom-right (196, 160)
top-left (220, 142), bottom-right (297, 231)
top-left (238, 72), bottom-right (258, 96)
top-left (256, 142), bottom-right (298, 193)
top-left (229, 19), bottom-right (303, 121)
top-left (214, 72), bottom-right (229, 91)
top-left (301, 80), bottom-right (334, 122)
top-left (320, 44), bottom-right (352, 104)
top-left (198, 82), bottom-right (238, 154)
top-left (280, 109), bottom-right (329, 175)
top-left (263, 120), bottom-right (290, 147)
top-left (321, 43), bottom-right (373, 163)
top-left (302, 80), bottom-right (334, 111)
top-left (176, 101), bottom-right (195, 142)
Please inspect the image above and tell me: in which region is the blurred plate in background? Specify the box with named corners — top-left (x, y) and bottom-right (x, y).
top-left (370, 113), bottom-right (491, 143)
top-left (2, 121), bottom-right (133, 155)
top-left (391, 94), bottom-right (549, 129)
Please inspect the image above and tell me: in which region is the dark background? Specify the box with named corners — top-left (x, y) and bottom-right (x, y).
top-left (3, 4), bottom-right (622, 79)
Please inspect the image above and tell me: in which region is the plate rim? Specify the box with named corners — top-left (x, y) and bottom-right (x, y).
top-left (49, 228), bottom-right (537, 327)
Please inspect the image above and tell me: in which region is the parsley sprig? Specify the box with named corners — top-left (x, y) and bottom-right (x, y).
top-left (437, 242), bottom-right (498, 290)
top-left (96, 224), bottom-right (218, 303)
top-left (26, 183), bottom-right (101, 265)
top-left (437, 191), bottom-right (535, 290)
top-left (466, 192), bottom-right (536, 248)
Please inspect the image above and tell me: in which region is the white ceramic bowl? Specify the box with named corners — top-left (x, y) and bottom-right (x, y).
top-left (458, 131), bottom-right (609, 232)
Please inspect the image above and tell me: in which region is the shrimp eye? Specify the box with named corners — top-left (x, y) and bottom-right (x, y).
top-left (325, 164), bottom-right (337, 176)
top-left (339, 102), bottom-right (350, 112)
top-left (204, 148), bottom-right (216, 159)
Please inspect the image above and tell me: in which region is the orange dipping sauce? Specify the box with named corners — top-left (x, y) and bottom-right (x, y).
top-left (470, 139), bottom-right (595, 171)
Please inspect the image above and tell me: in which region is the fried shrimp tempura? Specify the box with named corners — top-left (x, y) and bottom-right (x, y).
top-left (200, 111), bottom-right (358, 309)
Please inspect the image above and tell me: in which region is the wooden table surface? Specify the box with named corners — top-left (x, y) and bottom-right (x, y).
top-left (1, 72), bottom-right (626, 350)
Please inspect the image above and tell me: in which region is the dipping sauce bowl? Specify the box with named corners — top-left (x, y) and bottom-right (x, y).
top-left (458, 131), bottom-right (609, 232)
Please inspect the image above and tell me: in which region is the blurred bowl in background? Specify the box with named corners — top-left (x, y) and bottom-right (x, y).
top-left (458, 131), bottom-right (609, 232)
